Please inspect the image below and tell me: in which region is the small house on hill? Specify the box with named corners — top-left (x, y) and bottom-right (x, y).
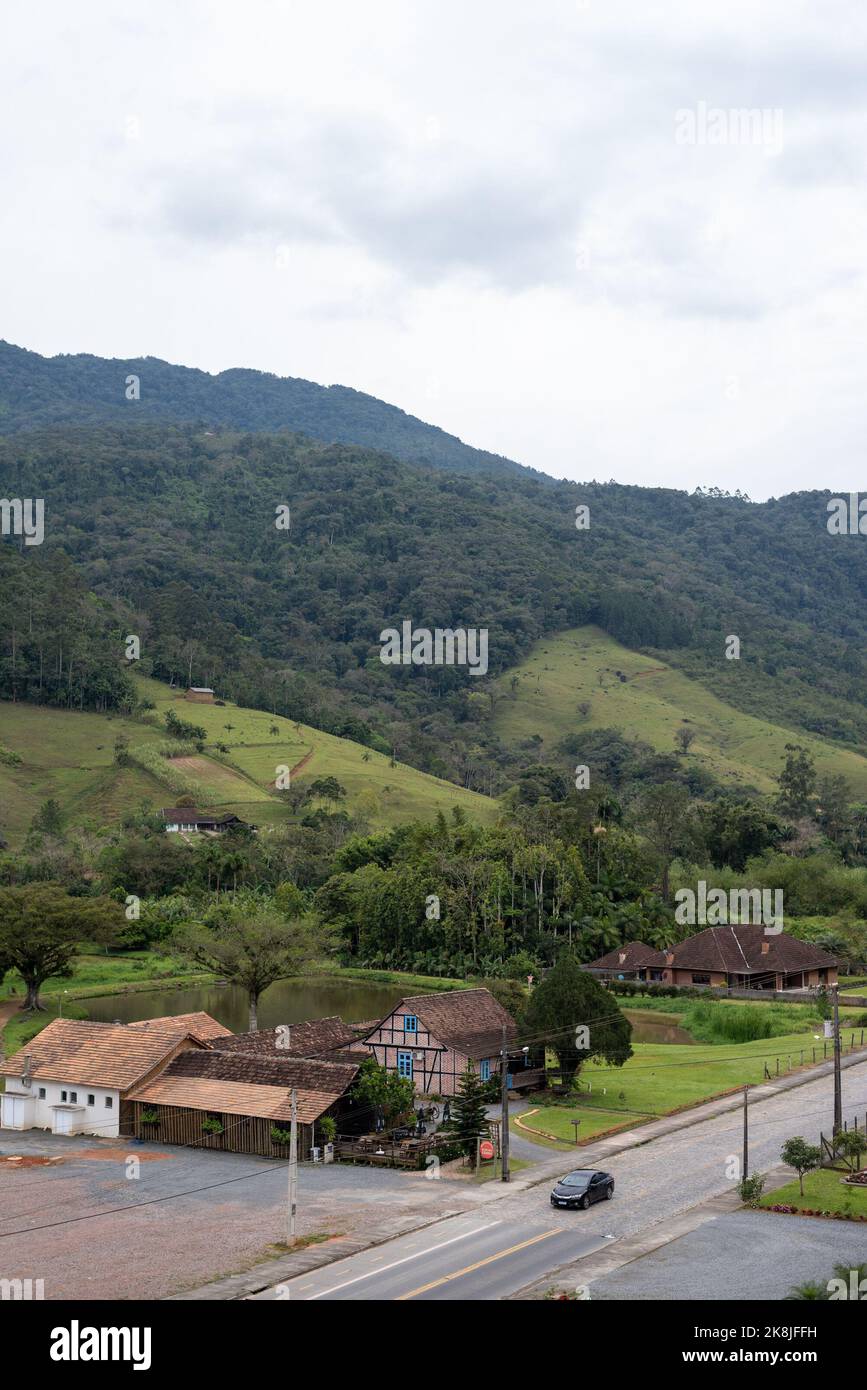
top-left (162, 808), bottom-right (253, 834)
top-left (125, 1049), bottom-right (360, 1156)
top-left (185, 687), bottom-right (215, 703)
top-left (360, 988), bottom-right (541, 1095)
top-left (0, 1014), bottom-right (229, 1137)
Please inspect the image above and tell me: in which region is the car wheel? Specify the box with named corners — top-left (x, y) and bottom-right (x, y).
top-left (605, 1184), bottom-right (614, 1200)
top-left (580, 1194), bottom-right (591, 1210)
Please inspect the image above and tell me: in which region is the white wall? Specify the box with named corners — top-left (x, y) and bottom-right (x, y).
top-left (2, 1078), bottom-right (121, 1137)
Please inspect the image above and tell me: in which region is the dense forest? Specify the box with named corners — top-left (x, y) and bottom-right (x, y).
top-left (2, 417), bottom-right (867, 792)
top-left (0, 339), bottom-right (530, 479)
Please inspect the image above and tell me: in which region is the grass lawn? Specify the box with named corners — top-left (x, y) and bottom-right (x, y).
top-left (758, 1167), bottom-right (867, 1219)
top-left (0, 951), bottom-right (212, 1005)
top-left (573, 1028), bottom-right (866, 1116)
top-left (492, 626), bottom-right (867, 797)
top-left (472, 1157), bottom-right (533, 1183)
top-left (514, 1105), bottom-right (644, 1150)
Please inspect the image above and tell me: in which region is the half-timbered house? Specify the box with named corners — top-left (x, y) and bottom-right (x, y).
top-left (359, 988), bottom-right (538, 1096)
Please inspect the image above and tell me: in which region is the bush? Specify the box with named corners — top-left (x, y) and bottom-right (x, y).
top-left (739, 1172), bottom-right (766, 1206)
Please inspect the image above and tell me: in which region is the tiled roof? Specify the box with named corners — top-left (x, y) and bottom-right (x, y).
top-left (667, 925), bottom-right (837, 974)
top-left (129, 1012), bottom-right (232, 1041)
top-left (213, 1016), bottom-right (365, 1059)
top-left (128, 1049), bottom-right (359, 1124)
top-left (374, 988), bottom-right (516, 1059)
top-left (0, 1019), bottom-right (206, 1091)
top-left (584, 942), bottom-right (667, 970)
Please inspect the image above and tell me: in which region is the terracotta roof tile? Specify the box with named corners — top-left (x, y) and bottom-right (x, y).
top-left (0, 1019), bottom-right (206, 1091)
top-left (128, 1049), bottom-right (359, 1124)
top-left (213, 1016), bottom-right (364, 1059)
top-left (129, 1012), bottom-right (232, 1041)
top-left (372, 988), bottom-right (516, 1059)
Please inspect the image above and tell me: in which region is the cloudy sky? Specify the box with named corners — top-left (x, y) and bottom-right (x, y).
top-left (2, 1), bottom-right (866, 498)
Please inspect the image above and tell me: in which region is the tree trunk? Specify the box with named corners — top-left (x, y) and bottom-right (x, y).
top-left (24, 979), bottom-right (44, 1011)
top-left (248, 992), bottom-right (259, 1032)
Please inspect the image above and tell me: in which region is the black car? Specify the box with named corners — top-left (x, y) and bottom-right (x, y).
top-left (550, 1169), bottom-right (614, 1210)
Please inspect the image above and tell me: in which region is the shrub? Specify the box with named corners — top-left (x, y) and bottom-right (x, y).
top-left (739, 1172), bottom-right (766, 1206)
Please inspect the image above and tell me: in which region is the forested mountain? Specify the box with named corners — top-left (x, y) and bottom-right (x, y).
top-left (2, 417), bottom-right (867, 795)
top-left (0, 340), bottom-right (531, 479)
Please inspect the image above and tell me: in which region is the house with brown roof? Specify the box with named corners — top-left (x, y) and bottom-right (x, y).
top-left (585, 926), bottom-right (838, 992)
top-left (162, 808), bottom-right (253, 834)
top-left (125, 1049), bottom-right (361, 1157)
top-left (0, 1013), bottom-right (230, 1137)
top-left (359, 988), bottom-right (540, 1096)
top-left (582, 942), bottom-right (668, 983)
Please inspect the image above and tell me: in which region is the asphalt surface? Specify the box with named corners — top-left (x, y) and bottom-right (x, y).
top-left (258, 1056), bottom-right (867, 1300)
top-left (586, 1209), bottom-right (867, 1301)
top-left (248, 1212), bottom-right (614, 1300)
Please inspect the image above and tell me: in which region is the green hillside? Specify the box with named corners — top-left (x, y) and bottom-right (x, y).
top-left (0, 676), bottom-right (497, 847)
top-left (493, 627), bottom-right (867, 797)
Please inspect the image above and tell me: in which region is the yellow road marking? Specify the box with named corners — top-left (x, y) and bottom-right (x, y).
top-left (396, 1228), bottom-right (561, 1300)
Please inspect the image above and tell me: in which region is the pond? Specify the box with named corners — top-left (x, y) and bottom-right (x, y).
top-left (83, 976), bottom-right (417, 1033)
top-left (623, 1008), bottom-right (695, 1045)
top-left (83, 983), bottom-right (696, 1044)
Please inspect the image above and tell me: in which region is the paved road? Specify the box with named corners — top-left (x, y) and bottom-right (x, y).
top-left (248, 1212), bottom-right (613, 1300)
top-left (258, 1057), bottom-right (867, 1300)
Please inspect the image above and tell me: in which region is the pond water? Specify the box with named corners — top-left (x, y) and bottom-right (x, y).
top-left (623, 1008), bottom-right (695, 1045)
top-left (83, 977), bottom-right (414, 1033)
top-left (83, 983), bottom-right (696, 1044)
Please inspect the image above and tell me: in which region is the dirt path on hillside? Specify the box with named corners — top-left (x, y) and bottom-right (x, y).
top-left (269, 747), bottom-right (315, 789)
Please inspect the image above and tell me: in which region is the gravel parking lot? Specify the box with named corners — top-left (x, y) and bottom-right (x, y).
top-left (0, 1130), bottom-right (472, 1300)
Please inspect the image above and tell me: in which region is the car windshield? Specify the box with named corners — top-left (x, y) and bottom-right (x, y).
top-left (560, 1172), bottom-right (594, 1186)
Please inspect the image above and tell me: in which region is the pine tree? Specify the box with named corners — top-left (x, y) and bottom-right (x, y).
top-left (442, 1063), bottom-right (491, 1166)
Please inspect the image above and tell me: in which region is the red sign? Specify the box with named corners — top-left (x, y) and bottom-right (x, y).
top-left (479, 1139), bottom-right (495, 1161)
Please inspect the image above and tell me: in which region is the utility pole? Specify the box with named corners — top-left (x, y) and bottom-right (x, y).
top-left (500, 1025), bottom-right (510, 1184)
top-left (742, 1085), bottom-right (749, 1185)
top-left (287, 1088), bottom-right (298, 1245)
top-left (833, 985), bottom-right (843, 1138)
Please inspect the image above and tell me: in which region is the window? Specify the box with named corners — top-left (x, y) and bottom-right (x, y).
top-left (60, 1090), bottom-right (67, 1102)
top-left (397, 1050), bottom-right (413, 1080)
top-left (38, 1087), bottom-right (46, 1100)
top-left (691, 973), bottom-right (711, 985)
top-left (87, 1094), bottom-right (95, 1107)
top-left (69, 1092), bottom-right (78, 1103)
top-left (105, 1096), bottom-right (113, 1109)
top-left (480, 1058), bottom-right (491, 1082)
top-left (404, 1015), bottom-right (418, 1033)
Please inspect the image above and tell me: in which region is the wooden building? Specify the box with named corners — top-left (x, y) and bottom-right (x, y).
top-left (185, 687), bottom-right (215, 703)
top-left (124, 1049), bottom-right (360, 1157)
top-left (359, 988), bottom-right (541, 1096)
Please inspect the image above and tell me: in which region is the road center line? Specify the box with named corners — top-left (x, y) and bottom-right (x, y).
top-left (396, 1227), bottom-right (562, 1300)
top-left (305, 1221), bottom-right (501, 1299)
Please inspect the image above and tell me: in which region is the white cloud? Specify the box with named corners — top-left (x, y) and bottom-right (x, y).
top-left (1, 0), bottom-right (867, 498)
